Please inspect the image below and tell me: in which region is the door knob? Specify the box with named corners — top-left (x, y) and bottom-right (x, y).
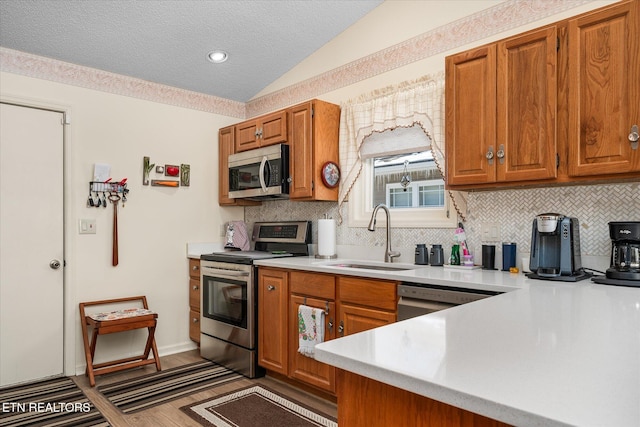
top-left (49, 259), bottom-right (61, 269)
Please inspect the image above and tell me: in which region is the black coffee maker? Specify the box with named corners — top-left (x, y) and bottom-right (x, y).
top-left (526, 213), bottom-right (591, 281)
top-left (593, 222), bottom-right (640, 287)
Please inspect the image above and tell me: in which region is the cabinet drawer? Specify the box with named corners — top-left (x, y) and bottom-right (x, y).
top-left (189, 309), bottom-right (200, 343)
top-left (189, 258), bottom-right (200, 279)
top-left (290, 271), bottom-right (335, 300)
top-left (189, 278), bottom-right (200, 310)
top-left (338, 277), bottom-right (397, 311)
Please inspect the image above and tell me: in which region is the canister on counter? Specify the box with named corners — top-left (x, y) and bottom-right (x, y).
top-left (502, 242), bottom-right (517, 271)
top-left (482, 245), bottom-right (496, 270)
top-left (415, 244), bottom-right (429, 265)
top-left (430, 245), bottom-right (444, 266)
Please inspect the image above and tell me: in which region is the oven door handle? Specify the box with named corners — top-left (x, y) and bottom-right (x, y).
top-left (398, 296), bottom-right (454, 313)
top-left (202, 267), bottom-right (250, 277)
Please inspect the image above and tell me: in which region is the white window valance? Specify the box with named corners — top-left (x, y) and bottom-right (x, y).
top-left (337, 73), bottom-right (467, 223)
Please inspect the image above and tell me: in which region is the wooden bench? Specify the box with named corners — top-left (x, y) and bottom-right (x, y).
top-left (79, 296), bottom-right (161, 386)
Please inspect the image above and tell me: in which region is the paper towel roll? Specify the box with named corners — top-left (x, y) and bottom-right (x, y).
top-left (317, 219), bottom-right (336, 257)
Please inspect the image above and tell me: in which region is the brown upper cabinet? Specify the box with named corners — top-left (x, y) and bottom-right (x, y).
top-left (288, 100), bottom-right (341, 201)
top-left (567, 0), bottom-right (640, 176)
top-left (235, 110), bottom-right (288, 152)
top-left (446, 0), bottom-right (639, 190)
top-left (446, 26), bottom-right (558, 187)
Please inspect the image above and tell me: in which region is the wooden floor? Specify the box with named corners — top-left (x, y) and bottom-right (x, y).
top-left (73, 350), bottom-right (337, 426)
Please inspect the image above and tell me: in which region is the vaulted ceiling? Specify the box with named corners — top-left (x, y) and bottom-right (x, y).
top-left (0, 0), bottom-right (383, 103)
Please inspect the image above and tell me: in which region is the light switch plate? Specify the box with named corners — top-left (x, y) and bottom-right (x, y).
top-left (481, 222), bottom-right (500, 241)
top-left (79, 219), bottom-right (96, 234)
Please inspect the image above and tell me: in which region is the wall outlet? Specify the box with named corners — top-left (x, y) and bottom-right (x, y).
top-left (481, 222), bottom-right (500, 241)
top-left (79, 219), bottom-right (96, 234)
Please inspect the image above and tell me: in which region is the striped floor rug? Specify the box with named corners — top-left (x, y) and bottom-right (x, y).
top-left (0, 376), bottom-right (109, 426)
top-left (98, 360), bottom-right (243, 414)
top-left (181, 385), bottom-right (337, 427)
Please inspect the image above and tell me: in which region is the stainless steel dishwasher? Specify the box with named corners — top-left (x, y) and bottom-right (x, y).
top-left (397, 282), bottom-right (500, 320)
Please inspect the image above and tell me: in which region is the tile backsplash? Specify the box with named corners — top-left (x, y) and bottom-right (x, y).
top-left (245, 182), bottom-right (639, 265)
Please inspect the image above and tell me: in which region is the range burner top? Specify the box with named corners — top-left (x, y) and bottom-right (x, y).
top-left (201, 221), bottom-right (311, 265)
top-left (201, 250), bottom-right (294, 264)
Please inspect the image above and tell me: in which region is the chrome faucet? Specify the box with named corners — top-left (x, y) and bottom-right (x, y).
top-left (368, 203), bottom-right (401, 263)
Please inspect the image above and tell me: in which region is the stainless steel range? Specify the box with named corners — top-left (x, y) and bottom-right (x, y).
top-left (199, 221), bottom-right (311, 378)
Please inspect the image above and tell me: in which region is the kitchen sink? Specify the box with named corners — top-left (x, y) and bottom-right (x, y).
top-left (328, 263), bottom-right (414, 272)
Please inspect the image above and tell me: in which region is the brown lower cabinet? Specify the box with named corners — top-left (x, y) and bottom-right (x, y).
top-left (188, 258), bottom-right (200, 344)
top-left (337, 369), bottom-right (511, 427)
top-left (289, 295), bottom-right (337, 393)
top-left (257, 268), bottom-right (289, 374)
top-left (257, 267), bottom-right (397, 395)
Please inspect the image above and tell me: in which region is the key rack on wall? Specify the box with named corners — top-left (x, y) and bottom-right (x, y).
top-left (87, 180), bottom-right (129, 208)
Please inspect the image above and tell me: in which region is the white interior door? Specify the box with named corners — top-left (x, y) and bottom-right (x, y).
top-left (0, 103), bottom-right (64, 386)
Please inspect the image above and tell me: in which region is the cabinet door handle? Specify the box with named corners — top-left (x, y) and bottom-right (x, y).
top-left (192, 285), bottom-right (199, 291)
top-left (629, 125), bottom-right (639, 150)
top-left (267, 285), bottom-right (276, 291)
top-left (496, 144), bottom-right (505, 165)
top-left (338, 320), bottom-right (344, 336)
top-left (328, 319), bottom-right (334, 331)
top-left (192, 317), bottom-right (199, 323)
top-left (485, 146), bottom-right (494, 165)
top-left (192, 265), bottom-right (199, 271)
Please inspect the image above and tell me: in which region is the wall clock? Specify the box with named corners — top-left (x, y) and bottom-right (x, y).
top-left (321, 161), bottom-right (340, 188)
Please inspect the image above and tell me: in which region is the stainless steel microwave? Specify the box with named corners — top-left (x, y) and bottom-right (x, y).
top-left (228, 144), bottom-right (290, 200)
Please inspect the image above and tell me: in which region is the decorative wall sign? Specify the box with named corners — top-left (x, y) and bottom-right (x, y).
top-left (151, 179), bottom-right (179, 187)
top-left (165, 165), bottom-right (180, 177)
top-left (143, 157), bottom-right (190, 188)
top-left (180, 164), bottom-right (191, 187)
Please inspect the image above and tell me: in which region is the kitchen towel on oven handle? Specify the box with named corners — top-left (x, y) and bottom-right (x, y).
top-left (298, 305), bottom-right (325, 358)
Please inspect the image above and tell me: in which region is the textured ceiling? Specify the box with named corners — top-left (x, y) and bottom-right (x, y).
top-left (0, 0), bottom-right (383, 103)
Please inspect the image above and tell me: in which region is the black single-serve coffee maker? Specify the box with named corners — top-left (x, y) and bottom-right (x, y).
top-left (526, 213), bottom-right (591, 282)
top-left (593, 222), bottom-right (640, 287)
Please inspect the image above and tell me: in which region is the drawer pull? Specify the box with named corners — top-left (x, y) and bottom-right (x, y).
top-left (192, 317), bottom-right (199, 323)
top-left (192, 265), bottom-right (199, 271)
top-left (192, 285), bottom-right (199, 291)
top-left (267, 285), bottom-right (276, 291)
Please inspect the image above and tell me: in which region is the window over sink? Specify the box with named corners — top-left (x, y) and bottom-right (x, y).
top-left (348, 125), bottom-right (456, 228)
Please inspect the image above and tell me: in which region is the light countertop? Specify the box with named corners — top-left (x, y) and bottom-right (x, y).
top-left (253, 256), bottom-right (527, 293)
top-left (254, 256), bottom-right (640, 427)
top-left (186, 242), bottom-right (224, 259)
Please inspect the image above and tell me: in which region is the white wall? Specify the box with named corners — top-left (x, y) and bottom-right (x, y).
top-left (1, 72), bottom-right (243, 374)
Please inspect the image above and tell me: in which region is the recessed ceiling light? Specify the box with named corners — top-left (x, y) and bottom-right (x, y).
top-left (207, 50), bottom-right (228, 64)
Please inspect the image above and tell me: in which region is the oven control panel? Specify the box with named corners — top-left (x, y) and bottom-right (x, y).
top-left (252, 221), bottom-right (311, 244)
